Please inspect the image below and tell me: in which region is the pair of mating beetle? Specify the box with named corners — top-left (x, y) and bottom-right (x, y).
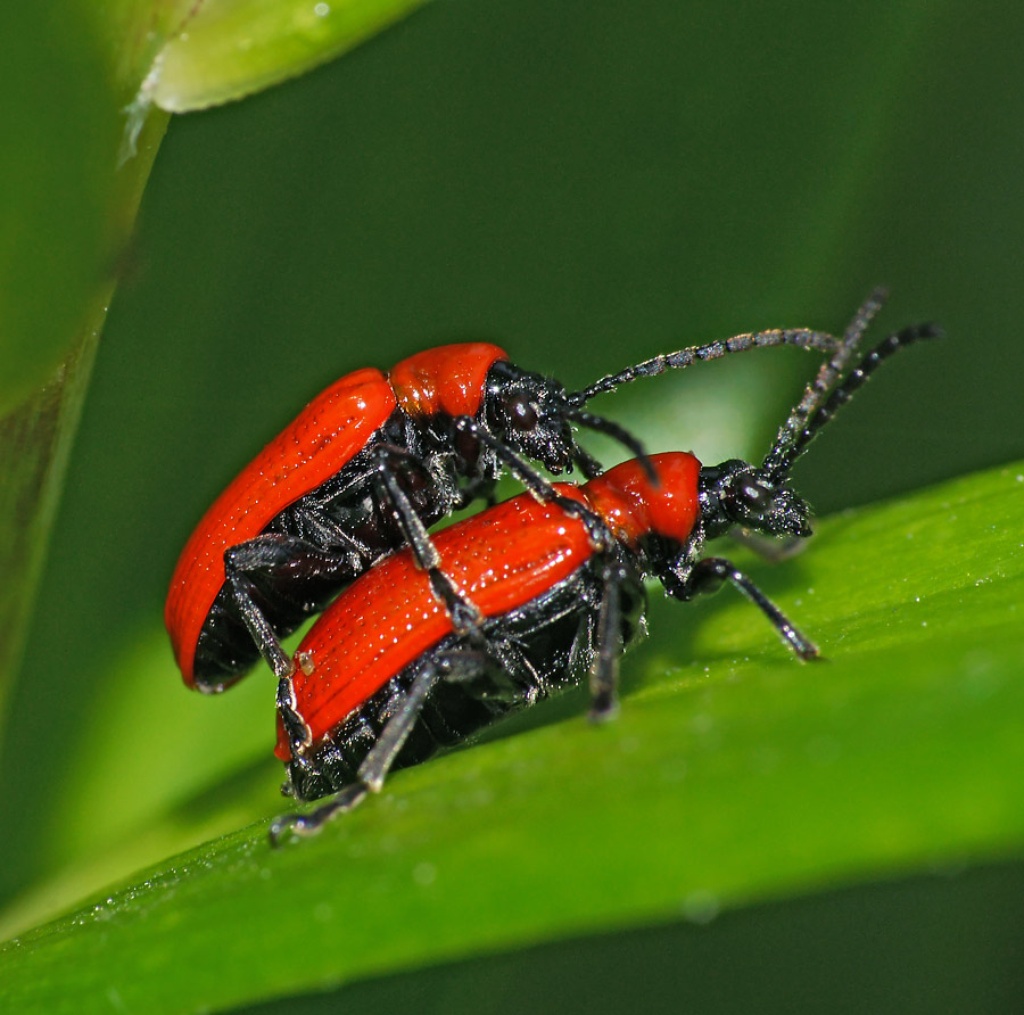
top-left (165, 289), bottom-right (937, 842)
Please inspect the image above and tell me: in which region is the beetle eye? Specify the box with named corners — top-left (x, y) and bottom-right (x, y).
top-left (741, 480), bottom-right (771, 512)
top-left (723, 475), bottom-right (772, 519)
top-left (505, 393), bottom-right (539, 431)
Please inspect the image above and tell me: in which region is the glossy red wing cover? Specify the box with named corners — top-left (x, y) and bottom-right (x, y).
top-left (276, 485), bottom-right (592, 757)
top-left (166, 367), bottom-right (396, 685)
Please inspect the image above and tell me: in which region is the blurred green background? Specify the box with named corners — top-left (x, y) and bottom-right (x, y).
top-left (2, 1), bottom-right (1023, 1011)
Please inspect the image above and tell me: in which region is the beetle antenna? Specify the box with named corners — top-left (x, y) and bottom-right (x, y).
top-left (566, 324), bottom-right (844, 407)
top-left (569, 441), bottom-right (605, 481)
top-left (563, 408), bottom-right (658, 483)
top-left (761, 288), bottom-right (887, 470)
top-left (762, 319), bottom-right (942, 481)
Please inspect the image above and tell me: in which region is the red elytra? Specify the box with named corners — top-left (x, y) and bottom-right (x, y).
top-left (165, 366), bottom-right (401, 684)
top-left (166, 325), bottom-right (844, 695)
top-left (165, 343), bottom-right (508, 691)
top-left (274, 452), bottom-right (701, 759)
top-left (265, 303), bottom-right (940, 842)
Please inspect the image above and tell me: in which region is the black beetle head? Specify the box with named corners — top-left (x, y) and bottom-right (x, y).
top-left (484, 362), bottom-right (580, 474)
top-left (699, 459), bottom-right (813, 542)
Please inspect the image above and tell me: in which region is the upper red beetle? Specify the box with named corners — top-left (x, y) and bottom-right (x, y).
top-left (166, 325), bottom-right (843, 693)
top-left (266, 301), bottom-right (940, 841)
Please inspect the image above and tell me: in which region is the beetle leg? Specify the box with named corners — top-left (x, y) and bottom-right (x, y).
top-left (370, 450), bottom-right (487, 640)
top-left (224, 532), bottom-right (365, 582)
top-left (451, 415), bottom-right (559, 503)
top-left (224, 572), bottom-right (294, 679)
top-left (368, 448), bottom-right (444, 571)
top-left (289, 507), bottom-right (373, 559)
top-left (672, 556), bottom-right (819, 661)
top-left (223, 534), bottom-right (365, 678)
top-left (587, 555), bottom-right (625, 721)
top-left (268, 783), bottom-right (368, 845)
top-left (569, 441), bottom-right (605, 480)
top-left (357, 660), bottom-right (445, 792)
top-left (438, 637), bottom-right (544, 708)
top-left (427, 573), bottom-right (488, 643)
top-left (275, 673), bottom-right (312, 762)
top-left (269, 656), bottom-right (445, 845)
top-left (453, 416), bottom-right (615, 553)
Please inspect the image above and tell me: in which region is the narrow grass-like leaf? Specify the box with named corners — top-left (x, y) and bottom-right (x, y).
top-left (0, 7), bottom-right (119, 411)
top-left (0, 3), bottom-right (167, 703)
top-left (2, 461), bottom-right (1021, 1013)
top-left (145, 0), bottom-right (431, 112)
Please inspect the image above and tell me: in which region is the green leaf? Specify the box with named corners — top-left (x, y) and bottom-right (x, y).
top-left (145, 0), bottom-right (431, 112)
top-left (2, 461), bottom-right (1021, 1012)
top-left (0, 0), bottom-right (429, 750)
top-left (0, 6), bottom-right (119, 411)
top-left (0, 2), bottom-right (167, 704)
top-left (3, 1), bottom-right (1020, 1008)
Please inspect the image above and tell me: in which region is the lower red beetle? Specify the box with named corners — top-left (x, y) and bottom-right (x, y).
top-left (166, 322), bottom-right (845, 693)
top-left (268, 307), bottom-right (940, 842)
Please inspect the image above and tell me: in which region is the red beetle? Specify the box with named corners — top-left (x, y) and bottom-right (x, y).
top-left (166, 325), bottom-right (843, 693)
top-left (269, 311), bottom-right (940, 841)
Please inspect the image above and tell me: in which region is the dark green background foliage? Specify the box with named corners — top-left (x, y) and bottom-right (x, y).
top-left (2, 2), bottom-right (1023, 1012)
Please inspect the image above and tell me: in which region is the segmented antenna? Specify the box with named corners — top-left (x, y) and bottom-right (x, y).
top-left (762, 319), bottom-right (942, 481)
top-left (567, 325), bottom-right (844, 407)
top-left (762, 288), bottom-right (888, 476)
top-left (563, 408), bottom-right (658, 481)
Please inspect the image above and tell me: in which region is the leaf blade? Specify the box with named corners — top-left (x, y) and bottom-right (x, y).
top-left (149, 0), bottom-right (431, 112)
top-left (2, 461), bottom-right (1022, 1012)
